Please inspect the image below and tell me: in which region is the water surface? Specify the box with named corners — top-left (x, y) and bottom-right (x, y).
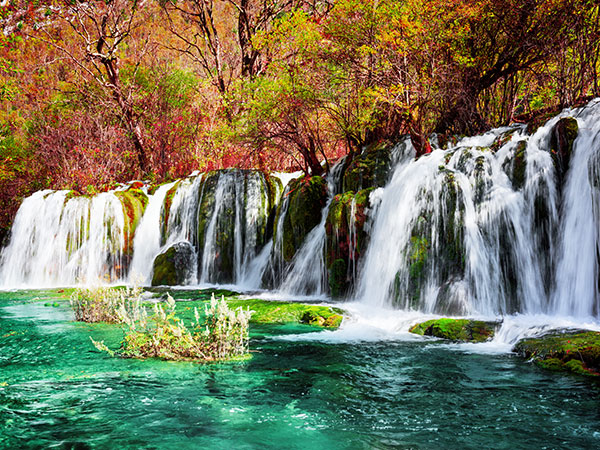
top-left (1, 290), bottom-right (599, 449)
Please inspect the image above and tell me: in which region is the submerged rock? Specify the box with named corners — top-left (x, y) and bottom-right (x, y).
top-left (151, 241), bottom-right (195, 286)
top-left (409, 318), bottom-right (498, 342)
top-left (513, 330), bottom-right (600, 377)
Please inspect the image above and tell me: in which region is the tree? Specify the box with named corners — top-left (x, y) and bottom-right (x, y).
top-left (35, 0), bottom-right (154, 173)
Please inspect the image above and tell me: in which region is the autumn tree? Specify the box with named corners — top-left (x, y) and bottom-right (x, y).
top-left (34, 0), bottom-right (154, 173)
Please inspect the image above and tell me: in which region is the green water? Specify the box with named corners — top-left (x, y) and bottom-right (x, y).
top-left (1, 290), bottom-right (599, 449)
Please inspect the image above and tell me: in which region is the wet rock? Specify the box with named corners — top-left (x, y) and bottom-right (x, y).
top-left (325, 188), bottom-right (372, 297)
top-left (115, 188), bottom-right (148, 261)
top-left (342, 141), bottom-right (395, 192)
top-left (550, 117), bottom-right (579, 188)
top-left (277, 175), bottom-right (328, 262)
top-left (409, 318), bottom-right (499, 342)
top-left (151, 241), bottom-right (195, 286)
top-left (513, 330), bottom-right (600, 377)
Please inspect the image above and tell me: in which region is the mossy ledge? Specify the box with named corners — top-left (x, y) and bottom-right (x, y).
top-left (227, 299), bottom-right (344, 328)
top-left (148, 288), bottom-right (345, 329)
top-left (409, 318), bottom-right (498, 342)
top-left (513, 331), bottom-right (600, 377)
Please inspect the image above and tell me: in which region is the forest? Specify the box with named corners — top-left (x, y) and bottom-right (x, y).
top-left (1, 0), bottom-right (599, 239)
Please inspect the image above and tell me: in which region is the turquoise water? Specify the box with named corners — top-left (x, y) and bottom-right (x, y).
top-left (1, 290), bottom-right (599, 449)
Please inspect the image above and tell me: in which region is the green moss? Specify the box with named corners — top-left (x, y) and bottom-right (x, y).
top-left (328, 258), bottom-right (348, 298)
top-left (513, 330), bottom-right (600, 377)
top-left (409, 318), bottom-right (497, 342)
top-left (281, 175), bottom-right (328, 261)
top-left (226, 298), bottom-right (344, 329)
top-left (324, 188), bottom-right (373, 297)
top-left (342, 140), bottom-right (393, 192)
top-left (115, 188), bottom-right (148, 256)
top-left (151, 242), bottom-right (194, 286)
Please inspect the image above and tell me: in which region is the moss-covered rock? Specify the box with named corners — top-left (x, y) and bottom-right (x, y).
top-left (503, 140), bottom-right (528, 190)
top-left (513, 330), bottom-right (600, 377)
top-left (549, 117), bottom-right (579, 188)
top-left (151, 241), bottom-right (195, 286)
top-left (325, 188), bottom-right (373, 297)
top-left (342, 140), bottom-right (395, 192)
top-left (160, 181), bottom-right (180, 246)
top-left (226, 298), bottom-right (344, 328)
top-left (115, 188), bottom-right (148, 259)
top-left (409, 318), bottom-right (498, 342)
top-left (277, 175), bottom-right (328, 262)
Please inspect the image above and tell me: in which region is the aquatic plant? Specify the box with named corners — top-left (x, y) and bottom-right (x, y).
top-left (92, 292), bottom-right (251, 362)
top-left (70, 286), bottom-right (143, 323)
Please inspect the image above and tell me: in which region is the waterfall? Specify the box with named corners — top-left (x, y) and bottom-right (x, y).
top-left (128, 182), bottom-right (176, 285)
top-left (356, 126), bottom-right (557, 315)
top-left (278, 161), bottom-right (346, 296)
top-left (551, 100), bottom-right (600, 317)
top-left (2, 100), bottom-right (600, 321)
top-left (0, 190), bottom-right (128, 287)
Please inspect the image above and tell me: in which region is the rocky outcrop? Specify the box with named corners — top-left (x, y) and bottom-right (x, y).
top-left (550, 117), bottom-right (579, 188)
top-left (275, 175), bottom-right (328, 262)
top-left (342, 141), bottom-right (395, 192)
top-left (115, 188), bottom-right (148, 258)
top-left (151, 241), bottom-right (195, 286)
top-left (513, 330), bottom-right (600, 377)
top-left (325, 189), bottom-right (372, 297)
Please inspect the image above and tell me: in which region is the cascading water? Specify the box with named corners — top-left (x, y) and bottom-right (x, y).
top-left (355, 100), bottom-right (600, 322)
top-left (0, 190), bottom-right (128, 287)
top-left (2, 100), bottom-right (600, 331)
top-left (128, 182), bottom-right (176, 284)
top-left (552, 100), bottom-right (600, 318)
top-left (277, 161), bottom-right (346, 296)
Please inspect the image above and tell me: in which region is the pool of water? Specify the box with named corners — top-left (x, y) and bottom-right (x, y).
top-left (1, 290), bottom-right (599, 449)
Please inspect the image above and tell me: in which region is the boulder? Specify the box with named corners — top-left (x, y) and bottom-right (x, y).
top-left (151, 241), bottom-right (195, 286)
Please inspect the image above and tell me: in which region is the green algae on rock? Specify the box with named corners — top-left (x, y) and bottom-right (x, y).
top-left (325, 188), bottom-right (373, 297)
top-left (513, 330), bottom-right (600, 377)
top-left (277, 175), bottom-right (328, 262)
top-left (409, 318), bottom-right (498, 342)
top-left (342, 140), bottom-right (395, 192)
top-left (226, 298), bottom-right (344, 329)
top-left (151, 242), bottom-right (195, 286)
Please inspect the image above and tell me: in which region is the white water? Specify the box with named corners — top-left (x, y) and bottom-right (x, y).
top-left (128, 183), bottom-right (176, 284)
top-left (0, 190), bottom-right (127, 287)
top-left (2, 101), bottom-right (600, 345)
top-left (552, 100), bottom-right (600, 317)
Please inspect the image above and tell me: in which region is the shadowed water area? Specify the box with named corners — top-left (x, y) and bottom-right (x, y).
top-left (1, 290), bottom-right (599, 449)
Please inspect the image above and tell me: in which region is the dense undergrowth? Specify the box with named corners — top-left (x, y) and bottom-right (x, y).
top-left (71, 287), bottom-right (251, 362)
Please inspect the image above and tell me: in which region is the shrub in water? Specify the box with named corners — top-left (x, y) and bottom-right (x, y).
top-left (70, 286), bottom-right (143, 323)
top-left (90, 291), bottom-right (251, 362)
